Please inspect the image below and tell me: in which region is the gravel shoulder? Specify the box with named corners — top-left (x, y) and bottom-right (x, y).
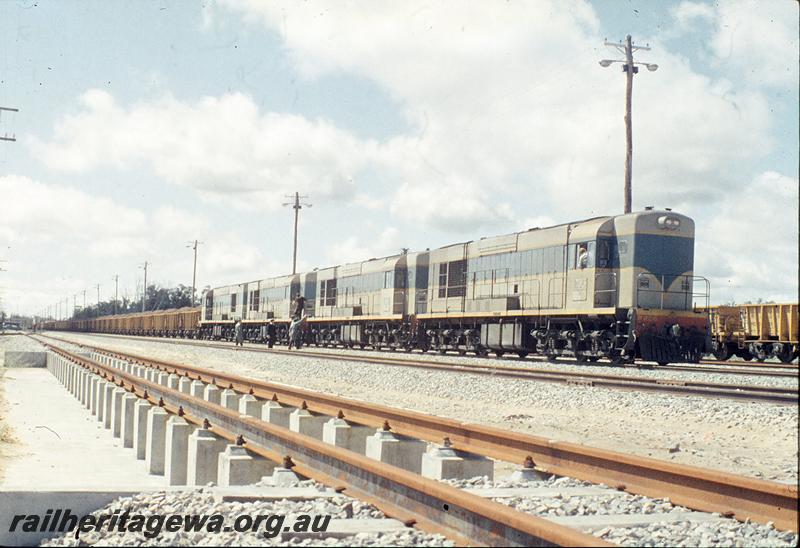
top-left (40, 483), bottom-right (453, 547)
top-left (44, 333), bottom-right (800, 483)
top-left (0, 334), bottom-right (46, 483)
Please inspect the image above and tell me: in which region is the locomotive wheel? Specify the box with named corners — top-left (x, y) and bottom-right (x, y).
top-left (587, 356), bottom-right (600, 362)
top-left (517, 351), bottom-right (529, 359)
top-left (494, 350), bottom-right (505, 358)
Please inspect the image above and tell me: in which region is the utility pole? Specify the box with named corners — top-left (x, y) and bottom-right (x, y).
top-left (95, 284), bottom-right (100, 307)
top-left (282, 192), bottom-right (312, 275)
top-left (82, 289), bottom-right (86, 310)
top-left (140, 261), bottom-right (149, 313)
top-left (73, 294), bottom-right (77, 317)
top-left (113, 275), bottom-right (119, 315)
top-left (186, 240), bottom-right (203, 307)
top-left (600, 36), bottom-right (658, 214)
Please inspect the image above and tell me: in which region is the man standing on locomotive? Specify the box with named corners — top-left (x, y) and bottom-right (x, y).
top-left (578, 244), bottom-right (590, 269)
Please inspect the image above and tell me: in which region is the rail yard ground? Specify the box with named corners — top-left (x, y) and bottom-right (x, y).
top-left (33, 332), bottom-right (799, 482)
top-left (1, 332), bottom-right (798, 547)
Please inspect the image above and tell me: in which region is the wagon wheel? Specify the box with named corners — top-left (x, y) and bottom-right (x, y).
top-left (517, 351), bottom-right (529, 359)
top-left (776, 345), bottom-right (796, 364)
top-left (587, 356), bottom-right (600, 362)
top-left (712, 341), bottom-right (730, 361)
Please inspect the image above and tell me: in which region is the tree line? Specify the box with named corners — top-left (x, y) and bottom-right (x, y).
top-left (71, 284), bottom-right (196, 320)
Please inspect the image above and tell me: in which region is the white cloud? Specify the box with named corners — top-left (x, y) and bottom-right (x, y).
top-left (0, 174), bottom-right (147, 253)
top-left (326, 227), bottom-right (403, 265)
top-left (20, 1), bottom-right (796, 309)
top-left (29, 90), bottom-right (375, 211)
top-left (214, 0), bottom-right (777, 221)
top-left (697, 171), bottom-right (799, 303)
top-left (672, 1), bottom-right (799, 89)
top-left (0, 174), bottom-right (284, 314)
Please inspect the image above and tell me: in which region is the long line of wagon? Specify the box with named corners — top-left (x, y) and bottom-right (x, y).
top-left (41, 302), bottom-right (797, 364)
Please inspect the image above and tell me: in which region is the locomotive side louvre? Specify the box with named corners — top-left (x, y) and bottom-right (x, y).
top-left (256, 274), bottom-right (295, 320)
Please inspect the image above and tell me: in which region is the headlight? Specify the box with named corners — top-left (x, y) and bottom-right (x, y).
top-left (657, 216), bottom-right (681, 230)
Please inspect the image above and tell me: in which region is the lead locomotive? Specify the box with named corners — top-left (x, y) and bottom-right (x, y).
top-left (201, 209), bottom-right (710, 366)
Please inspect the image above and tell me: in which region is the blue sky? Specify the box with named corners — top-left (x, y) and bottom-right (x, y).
top-left (0, 0), bottom-right (796, 317)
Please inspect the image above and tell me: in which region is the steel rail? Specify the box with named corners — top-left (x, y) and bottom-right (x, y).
top-left (40, 333), bottom-right (797, 405)
top-left (45, 343), bottom-right (606, 547)
top-left (37, 335), bottom-right (799, 532)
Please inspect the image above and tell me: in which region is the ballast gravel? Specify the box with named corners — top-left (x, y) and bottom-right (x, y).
top-left (42, 333), bottom-right (799, 483)
top-left (444, 476), bottom-right (799, 547)
top-left (0, 334), bottom-right (48, 365)
top-left (40, 483), bottom-right (452, 547)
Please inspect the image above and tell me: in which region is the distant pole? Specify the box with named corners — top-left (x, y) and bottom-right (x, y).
top-left (186, 240), bottom-right (203, 306)
top-left (82, 289), bottom-right (86, 309)
top-left (113, 275), bottom-right (119, 314)
top-left (282, 192), bottom-right (312, 275)
top-left (95, 284), bottom-right (100, 306)
top-left (141, 261), bottom-right (149, 313)
top-left (600, 35), bottom-right (657, 214)
top-left (73, 294), bottom-right (77, 317)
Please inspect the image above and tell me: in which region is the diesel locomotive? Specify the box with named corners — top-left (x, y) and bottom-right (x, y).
top-left (200, 209), bottom-right (711, 365)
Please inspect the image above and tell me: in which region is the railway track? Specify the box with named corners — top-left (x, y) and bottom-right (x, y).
top-left (39, 333), bottom-right (798, 405)
top-left (36, 335), bottom-right (798, 542)
top-left (40, 330), bottom-right (798, 376)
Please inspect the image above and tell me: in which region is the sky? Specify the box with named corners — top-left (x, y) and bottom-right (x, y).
top-left (0, 0), bottom-right (797, 318)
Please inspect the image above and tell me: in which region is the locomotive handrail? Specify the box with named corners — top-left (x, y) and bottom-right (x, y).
top-left (636, 273), bottom-right (710, 310)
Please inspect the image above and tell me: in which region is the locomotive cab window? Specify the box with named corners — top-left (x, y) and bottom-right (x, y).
top-left (569, 242), bottom-right (595, 269)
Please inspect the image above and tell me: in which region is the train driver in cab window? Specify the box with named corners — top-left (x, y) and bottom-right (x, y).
top-left (578, 244), bottom-right (589, 269)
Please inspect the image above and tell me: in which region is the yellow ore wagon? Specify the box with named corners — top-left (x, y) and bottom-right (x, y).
top-left (708, 303), bottom-right (798, 363)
